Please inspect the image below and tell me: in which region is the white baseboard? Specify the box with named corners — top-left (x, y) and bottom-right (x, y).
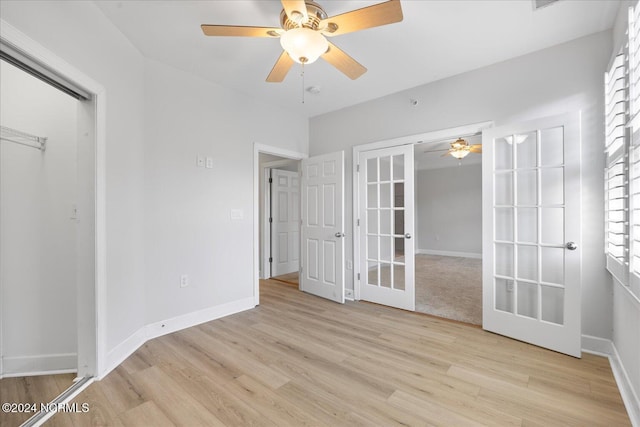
top-left (100, 297), bottom-right (256, 380)
top-left (416, 249), bottom-right (482, 259)
top-left (583, 335), bottom-right (640, 427)
top-left (1, 353), bottom-right (77, 377)
top-left (102, 326), bottom-right (148, 380)
top-left (146, 297), bottom-right (255, 340)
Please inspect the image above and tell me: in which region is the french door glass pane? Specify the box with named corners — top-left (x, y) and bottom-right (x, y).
top-left (495, 207), bottom-right (514, 241)
top-left (380, 263), bottom-right (392, 288)
top-left (380, 209), bottom-right (391, 235)
top-left (495, 172), bottom-right (513, 205)
top-left (367, 158), bottom-right (377, 182)
top-left (541, 247), bottom-right (564, 285)
top-left (541, 285), bottom-right (564, 325)
top-left (368, 261), bottom-right (378, 286)
top-left (393, 155), bottom-right (404, 180)
top-left (516, 131), bottom-right (537, 169)
top-left (517, 208), bottom-right (537, 243)
top-left (541, 208), bottom-right (564, 245)
top-left (367, 184), bottom-right (377, 208)
top-left (517, 170), bottom-right (537, 205)
top-left (393, 264), bottom-right (405, 290)
top-left (517, 282), bottom-right (538, 319)
top-left (380, 156), bottom-right (391, 181)
top-left (517, 245), bottom-right (538, 281)
top-left (380, 183), bottom-right (391, 208)
top-left (541, 168), bottom-right (564, 205)
top-left (367, 210), bottom-right (378, 234)
top-left (394, 237), bottom-right (405, 261)
top-left (495, 243), bottom-right (514, 277)
top-left (495, 137), bottom-right (513, 170)
top-left (495, 278), bottom-right (515, 313)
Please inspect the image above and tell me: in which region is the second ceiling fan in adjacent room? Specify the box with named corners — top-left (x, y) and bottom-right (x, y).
top-left (201, 0), bottom-right (403, 82)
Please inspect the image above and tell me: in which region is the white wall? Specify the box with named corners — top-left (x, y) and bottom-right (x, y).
top-left (310, 30), bottom-right (612, 340)
top-left (0, 61), bottom-right (78, 375)
top-left (416, 164), bottom-right (482, 257)
top-left (143, 58), bottom-right (307, 324)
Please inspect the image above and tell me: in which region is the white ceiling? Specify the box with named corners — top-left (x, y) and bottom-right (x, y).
top-left (95, 0), bottom-right (620, 118)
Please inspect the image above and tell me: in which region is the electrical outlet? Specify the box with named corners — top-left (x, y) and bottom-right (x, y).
top-left (347, 260), bottom-right (353, 270)
top-left (206, 157), bottom-right (214, 169)
top-left (345, 289), bottom-right (354, 299)
top-left (196, 155), bottom-right (205, 168)
top-left (180, 274), bottom-right (189, 288)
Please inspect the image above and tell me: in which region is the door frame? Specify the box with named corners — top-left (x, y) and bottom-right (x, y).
top-left (352, 121), bottom-right (492, 301)
top-left (253, 143), bottom-right (306, 305)
top-left (1, 20), bottom-right (105, 379)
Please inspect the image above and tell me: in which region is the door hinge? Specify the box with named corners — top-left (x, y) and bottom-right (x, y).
top-left (269, 257), bottom-right (273, 263)
top-left (357, 219), bottom-right (360, 226)
top-left (269, 217), bottom-right (273, 223)
top-left (357, 273), bottom-right (360, 280)
top-left (357, 164), bottom-right (360, 172)
top-left (268, 177), bottom-right (273, 183)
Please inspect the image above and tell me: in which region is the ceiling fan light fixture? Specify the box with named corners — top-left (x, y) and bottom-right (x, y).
top-left (450, 148), bottom-right (471, 159)
top-left (280, 27), bottom-right (328, 64)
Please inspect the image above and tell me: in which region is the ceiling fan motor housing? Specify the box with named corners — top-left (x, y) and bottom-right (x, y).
top-left (280, 1), bottom-right (327, 30)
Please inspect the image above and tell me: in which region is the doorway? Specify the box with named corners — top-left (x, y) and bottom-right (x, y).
top-left (261, 155), bottom-right (301, 286)
top-left (253, 145), bottom-right (305, 304)
top-left (413, 134), bottom-right (483, 325)
top-left (353, 122), bottom-right (490, 316)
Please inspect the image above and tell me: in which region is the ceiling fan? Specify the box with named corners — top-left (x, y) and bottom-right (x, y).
top-left (201, 0), bottom-right (403, 82)
top-left (425, 138), bottom-right (482, 159)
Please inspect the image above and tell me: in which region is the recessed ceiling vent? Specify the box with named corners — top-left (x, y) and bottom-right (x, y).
top-left (533, 0), bottom-right (560, 10)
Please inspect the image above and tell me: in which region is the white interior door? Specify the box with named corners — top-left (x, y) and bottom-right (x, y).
top-left (271, 169), bottom-right (300, 277)
top-left (482, 112), bottom-right (581, 357)
top-left (301, 151), bottom-right (345, 303)
top-left (359, 145), bottom-right (415, 311)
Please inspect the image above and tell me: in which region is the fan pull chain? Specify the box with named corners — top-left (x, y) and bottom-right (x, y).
top-left (301, 63), bottom-right (305, 104)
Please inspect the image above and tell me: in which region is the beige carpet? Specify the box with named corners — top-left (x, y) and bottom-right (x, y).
top-left (415, 254), bottom-right (482, 325)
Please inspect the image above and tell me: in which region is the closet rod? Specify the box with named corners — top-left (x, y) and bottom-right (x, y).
top-left (0, 125), bottom-right (47, 151)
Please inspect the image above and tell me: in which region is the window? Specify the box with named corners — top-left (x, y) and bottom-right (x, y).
top-left (605, 2), bottom-right (640, 299)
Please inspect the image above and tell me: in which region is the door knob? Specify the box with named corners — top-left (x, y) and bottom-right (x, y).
top-left (404, 233), bottom-right (412, 239)
top-left (565, 242), bottom-right (577, 250)
top-left (335, 232), bottom-right (345, 238)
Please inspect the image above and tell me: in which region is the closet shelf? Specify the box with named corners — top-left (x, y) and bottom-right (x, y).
top-left (0, 125), bottom-right (47, 151)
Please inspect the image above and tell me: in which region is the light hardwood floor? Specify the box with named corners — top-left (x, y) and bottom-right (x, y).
top-left (1, 373), bottom-right (75, 427)
top-left (45, 279), bottom-right (629, 426)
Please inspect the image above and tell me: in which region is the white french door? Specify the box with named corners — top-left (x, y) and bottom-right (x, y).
top-left (301, 151), bottom-right (345, 303)
top-left (482, 112), bottom-right (581, 357)
top-left (358, 145), bottom-right (415, 311)
top-left (270, 169), bottom-right (300, 277)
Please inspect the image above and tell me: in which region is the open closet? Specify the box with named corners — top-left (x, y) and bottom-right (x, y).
top-left (0, 58), bottom-right (80, 421)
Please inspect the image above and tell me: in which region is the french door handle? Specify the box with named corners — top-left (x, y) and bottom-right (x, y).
top-left (565, 242), bottom-right (577, 250)
top-left (404, 233), bottom-right (412, 239)
top-left (335, 232), bottom-right (345, 238)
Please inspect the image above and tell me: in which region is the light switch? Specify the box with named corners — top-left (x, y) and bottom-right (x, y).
top-left (206, 157), bottom-right (214, 169)
top-left (196, 155), bottom-right (205, 168)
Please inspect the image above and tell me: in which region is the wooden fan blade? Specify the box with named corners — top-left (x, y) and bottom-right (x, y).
top-left (441, 151), bottom-right (452, 157)
top-left (281, 0), bottom-right (308, 24)
top-left (424, 148), bottom-right (450, 153)
top-left (201, 25), bottom-right (281, 38)
top-left (321, 42), bottom-right (367, 80)
top-left (266, 51), bottom-right (294, 82)
top-left (470, 145), bottom-right (482, 153)
top-left (320, 0), bottom-right (403, 36)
